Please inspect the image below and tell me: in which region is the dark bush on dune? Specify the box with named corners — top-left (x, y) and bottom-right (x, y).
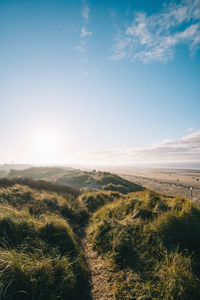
top-left (98, 172), bottom-right (144, 193)
top-left (39, 219), bottom-right (78, 256)
top-left (0, 216), bottom-right (37, 248)
top-left (0, 177), bottom-right (80, 197)
top-left (103, 183), bottom-right (129, 193)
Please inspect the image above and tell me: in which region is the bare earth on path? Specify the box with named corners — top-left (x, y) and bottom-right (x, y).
top-left (82, 236), bottom-right (115, 300)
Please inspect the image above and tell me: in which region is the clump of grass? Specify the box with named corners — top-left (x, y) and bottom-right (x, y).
top-left (148, 204), bottom-right (200, 256)
top-left (77, 191), bottom-right (118, 213)
top-left (112, 268), bottom-right (154, 300)
top-left (112, 251), bottom-right (200, 300)
top-left (156, 251), bottom-right (200, 300)
top-left (0, 248), bottom-right (87, 300)
top-left (39, 215), bottom-right (79, 256)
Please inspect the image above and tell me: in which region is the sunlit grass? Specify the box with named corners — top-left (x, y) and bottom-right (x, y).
top-left (87, 190), bottom-right (200, 299)
top-left (0, 181), bottom-right (88, 300)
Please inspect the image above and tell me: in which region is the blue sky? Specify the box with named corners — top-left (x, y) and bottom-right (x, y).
top-left (0, 0), bottom-right (200, 165)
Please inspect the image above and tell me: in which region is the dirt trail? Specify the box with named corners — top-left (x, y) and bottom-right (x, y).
top-left (82, 236), bottom-right (115, 300)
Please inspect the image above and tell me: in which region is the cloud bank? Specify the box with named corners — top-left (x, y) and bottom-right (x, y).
top-left (88, 130), bottom-right (200, 164)
top-left (111, 0), bottom-right (200, 63)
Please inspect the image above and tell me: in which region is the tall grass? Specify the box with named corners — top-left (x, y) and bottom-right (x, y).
top-left (0, 183), bottom-right (89, 300)
top-left (0, 248), bottom-right (86, 300)
top-left (1, 176), bottom-right (200, 299)
top-left (87, 190), bottom-right (200, 299)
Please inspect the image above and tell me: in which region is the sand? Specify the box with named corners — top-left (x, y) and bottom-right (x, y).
top-left (104, 167), bottom-right (200, 202)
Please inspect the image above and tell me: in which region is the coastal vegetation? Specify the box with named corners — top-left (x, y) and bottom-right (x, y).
top-left (0, 170), bottom-right (200, 299)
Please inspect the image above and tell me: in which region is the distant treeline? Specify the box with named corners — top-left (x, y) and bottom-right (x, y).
top-left (0, 177), bottom-right (80, 196)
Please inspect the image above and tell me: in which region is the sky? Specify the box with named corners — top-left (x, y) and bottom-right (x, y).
top-left (0, 0), bottom-right (200, 166)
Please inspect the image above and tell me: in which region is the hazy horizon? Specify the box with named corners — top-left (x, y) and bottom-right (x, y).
top-left (1, 0), bottom-right (200, 166)
top-left (1, 162), bottom-right (200, 171)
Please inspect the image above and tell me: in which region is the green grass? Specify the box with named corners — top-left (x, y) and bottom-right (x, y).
top-left (1, 174), bottom-right (200, 299)
top-left (87, 190), bottom-right (200, 299)
top-left (0, 248), bottom-right (86, 300)
top-left (0, 182), bottom-right (88, 300)
top-left (77, 191), bottom-right (121, 213)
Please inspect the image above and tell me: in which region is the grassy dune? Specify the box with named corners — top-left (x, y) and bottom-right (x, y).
top-left (0, 179), bottom-right (88, 300)
top-left (1, 173), bottom-right (200, 299)
top-left (8, 167), bottom-right (144, 193)
top-left (87, 190), bottom-right (200, 299)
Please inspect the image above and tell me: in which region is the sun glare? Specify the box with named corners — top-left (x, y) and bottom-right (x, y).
top-left (31, 128), bottom-right (62, 163)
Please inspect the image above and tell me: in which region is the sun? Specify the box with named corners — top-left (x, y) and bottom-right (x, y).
top-left (31, 128), bottom-right (61, 163)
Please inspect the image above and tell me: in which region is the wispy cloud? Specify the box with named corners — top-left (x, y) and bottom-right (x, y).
top-left (111, 0), bottom-right (200, 63)
top-left (88, 130), bottom-right (200, 163)
top-left (186, 127), bottom-right (195, 132)
top-left (81, 26), bottom-right (92, 38)
top-left (82, 0), bottom-right (90, 21)
top-left (76, 1), bottom-right (92, 54)
top-left (76, 40), bottom-right (86, 53)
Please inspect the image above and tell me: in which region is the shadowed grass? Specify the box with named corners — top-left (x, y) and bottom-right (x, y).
top-left (0, 248), bottom-right (87, 300)
top-left (0, 184), bottom-right (89, 300)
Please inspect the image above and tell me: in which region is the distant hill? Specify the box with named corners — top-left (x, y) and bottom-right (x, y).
top-left (0, 163), bottom-right (31, 172)
top-left (0, 164), bottom-right (31, 177)
top-left (0, 170), bottom-right (8, 178)
top-left (8, 167), bottom-right (144, 193)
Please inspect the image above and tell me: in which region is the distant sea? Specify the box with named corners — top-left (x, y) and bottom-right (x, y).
top-left (126, 162), bottom-right (200, 170)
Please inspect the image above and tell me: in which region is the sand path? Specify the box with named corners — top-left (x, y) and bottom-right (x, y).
top-left (82, 236), bottom-right (115, 300)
